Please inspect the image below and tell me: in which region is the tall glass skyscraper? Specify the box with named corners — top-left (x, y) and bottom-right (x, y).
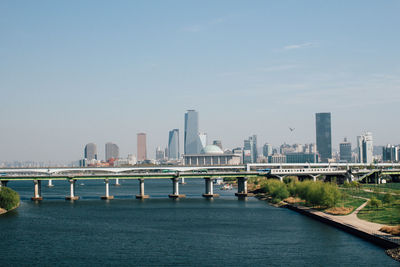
top-left (168, 129), bottom-right (180, 160)
top-left (84, 143), bottom-right (97, 160)
top-left (184, 110), bottom-right (202, 154)
top-left (315, 112), bottom-right (332, 162)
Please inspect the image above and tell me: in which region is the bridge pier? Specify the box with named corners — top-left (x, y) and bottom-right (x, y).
top-left (31, 180), bottom-right (43, 201)
top-left (310, 175), bottom-right (318, 182)
top-left (115, 178), bottom-right (121, 186)
top-left (101, 179), bottom-right (114, 200)
top-left (0, 181), bottom-right (8, 187)
top-left (48, 179), bottom-right (54, 187)
top-left (202, 178), bottom-right (219, 198)
top-left (277, 176), bottom-right (284, 182)
top-left (169, 177), bottom-right (185, 198)
top-left (136, 179), bottom-right (149, 199)
top-left (235, 177), bottom-right (248, 197)
top-left (65, 179), bottom-right (79, 200)
top-left (180, 177), bottom-right (186, 184)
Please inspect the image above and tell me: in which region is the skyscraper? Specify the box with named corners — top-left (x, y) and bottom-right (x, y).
top-left (315, 112), bottom-right (332, 162)
top-left (84, 143), bottom-right (97, 160)
top-left (339, 138), bottom-right (352, 163)
top-left (155, 146), bottom-right (165, 161)
top-left (357, 132), bottom-right (373, 164)
top-left (263, 143), bottom-right (273, 157)
top-left (243, 135), bottom-right (257, 163)
top-left (168, 129), bottom-right (180, 160)
top-left (184, 110), bottom-right (202, 154)
top-left (105, 142), bottom-right (119, 161)
top-left (137, 133), bottom-right (147, 162)
top-left (199, 133), bottom-right (207, 148)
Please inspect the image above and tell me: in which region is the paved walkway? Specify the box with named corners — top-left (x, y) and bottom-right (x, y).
top-left (294, 201), bottom-right (400, 244)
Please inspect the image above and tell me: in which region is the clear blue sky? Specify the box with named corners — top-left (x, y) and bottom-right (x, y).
top-left (1, 1), bottom-right (399, 162)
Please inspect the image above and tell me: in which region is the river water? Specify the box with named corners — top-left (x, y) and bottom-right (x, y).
top-left (0, 179), bottom-right (397, 266)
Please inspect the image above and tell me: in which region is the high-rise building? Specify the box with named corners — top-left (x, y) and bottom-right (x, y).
top-left (382, 144), bottom-right (398, 162)
top-left (316, 112), bottom-right (332, 162)
top-left (339, 138), bottom-right (352, 163)
top-left (137, 133), bottom-right (147, 162)
top-left (105, 142), bottom-right (119, 161)
top-left (184, 110), bottom-right (202, 154)
top-left (168, 129), bottom-right (180, 160)
top-left (243, 135), bottom-right (257, 163)
top-left (84, 143), bottom-right (97, 160)
top-left (213, 140), bottom-right (222, 150)
top-left (199, 133), bottom-right (207, 148)
top-left (263, 143), bottom-right (273, 157)
top-left (357, 132), bottom-right (373, 164)
top-left (155, 146), bottom-right (165, 161)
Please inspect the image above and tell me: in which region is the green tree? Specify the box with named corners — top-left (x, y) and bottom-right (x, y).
top-left (0, 187), bottom-right (20, 211)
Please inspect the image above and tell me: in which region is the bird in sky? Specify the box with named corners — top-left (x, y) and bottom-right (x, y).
top-left (289, 127), bottom-right (295, 132)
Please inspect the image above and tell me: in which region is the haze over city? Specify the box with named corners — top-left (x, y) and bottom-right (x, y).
top-left (1, 1), bottom-right (399, 162)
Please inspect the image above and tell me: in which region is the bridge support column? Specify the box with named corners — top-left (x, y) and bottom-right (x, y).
top-left (136, 179), bottom-right (149, 199)
top-left (180, 177), bottom-right (186, 184)
top-left (277, 176), bottom-right (284, 182)
top-left (65, 179), bottom-right (79, 200)
top-left (235, 177), bottom-right (248, 197)
top-left (101, 179), bottom-right (114, 200)
top-left (31, 180), bottom-right (43, 201)
top-left (115, 178), bottom-right (121, 186)
top-left (0, 181), bottom-right (8, 187)
top-left (48, 179), bottom-right (54, 187)
top-left (202, 178), bottom-right (219, 198)
top-left (169, 177), bottom-right (185, 198)
top-left (310, 175), bottom-right (318, 182)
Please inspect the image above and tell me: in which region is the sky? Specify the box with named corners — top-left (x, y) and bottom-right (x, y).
top-left (1, 1), bottom-right (400, 162)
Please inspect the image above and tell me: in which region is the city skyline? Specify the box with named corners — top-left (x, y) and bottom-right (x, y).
top-left (1, 1), bottom-right (400, 162)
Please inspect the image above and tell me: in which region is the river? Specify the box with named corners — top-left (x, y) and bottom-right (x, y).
top-left (0, 179), bottom-right (397, 266)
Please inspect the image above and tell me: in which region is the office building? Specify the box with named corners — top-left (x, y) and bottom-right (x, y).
top-left (184, 110), bottom-right (203, 154)
top-left (382, 145), bottom-right (399, 162)
top-left (199, 133), bottom-right (207, 148)
top-left (168, 129), bottom-right (180, 160)
top-left (263, 143), bottom-right (273, 157)
top-left (268, 154), bottom-right (287, 163)
top-left (339, 138), bottom-right (352, 163)
top-left (156, 146), bottom-right (165, 161)
top-left (357, 132), bottom-right (373, 164)
top-left (84, 143), bottom-right (97, 160)
top-left (105, 142), bottom-right (119, 161)
top-left (286, 153), bottom-right (318, 163)
top-left (316, 112), bottom-right (332, 162)
top-left (243, 135), bottom-right (257, 163)
top-left (137, 133), bottom-right (147, 162)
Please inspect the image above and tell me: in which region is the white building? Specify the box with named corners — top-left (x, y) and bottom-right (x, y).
top-left (357, 132), bottom-right (373, 164)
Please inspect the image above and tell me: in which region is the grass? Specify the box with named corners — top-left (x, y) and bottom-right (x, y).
top-left (361, 183), bottom-right (400, 194)
top-left (357, 200), bottom-right (400, 226)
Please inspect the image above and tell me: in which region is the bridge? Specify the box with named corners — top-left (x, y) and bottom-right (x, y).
top-left (1, 163), bottom-right (399, 201)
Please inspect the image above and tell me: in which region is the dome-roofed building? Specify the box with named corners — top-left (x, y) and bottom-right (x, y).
top-left (201, 145), bottom-right (224, 155)
top-left (184, 145), bottom-right (240, 166)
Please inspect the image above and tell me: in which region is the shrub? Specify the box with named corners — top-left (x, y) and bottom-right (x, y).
top-left (369, 197), bottom-right (382, 209)
top-left (0, 187), bottom-right (20, 211)
top-left (382, 193), bottom-right (394, 204)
